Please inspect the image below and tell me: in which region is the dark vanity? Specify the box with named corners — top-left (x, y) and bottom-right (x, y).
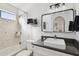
top-left (33, 36), bottom-right (79, 56)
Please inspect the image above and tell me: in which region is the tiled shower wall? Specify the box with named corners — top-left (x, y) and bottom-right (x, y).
top-left (0, 3), bottom-right (20, 50)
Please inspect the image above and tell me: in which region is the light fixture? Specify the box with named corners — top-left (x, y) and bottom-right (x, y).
top-left (49, 3), bottom-right (65, 9)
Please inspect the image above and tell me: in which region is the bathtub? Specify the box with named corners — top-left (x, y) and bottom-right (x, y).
top-left (0, 45), bottom-right (27, 56)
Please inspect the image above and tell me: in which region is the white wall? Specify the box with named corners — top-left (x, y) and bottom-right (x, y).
top-left (27, 3), bottom-right (51, 42)
top-left (11, 3), bottom-right (79, 42)
top-left (10, 3), bottom-right (79, 45)
top-left (27, 3), bottom-right (79, 42)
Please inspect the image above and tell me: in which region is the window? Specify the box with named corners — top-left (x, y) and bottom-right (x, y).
top-left (0, 10), bottom-right (16, 20)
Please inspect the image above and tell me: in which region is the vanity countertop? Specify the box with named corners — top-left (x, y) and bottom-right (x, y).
top-left (32, 39), bottom-right (79, 56)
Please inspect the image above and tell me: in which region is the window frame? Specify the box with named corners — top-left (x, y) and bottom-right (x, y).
top-left (0, 9), bottom-right (16, 21)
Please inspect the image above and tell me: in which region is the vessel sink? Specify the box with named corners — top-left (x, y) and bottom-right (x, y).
top-left (44, 38), bottom-right (66, 49)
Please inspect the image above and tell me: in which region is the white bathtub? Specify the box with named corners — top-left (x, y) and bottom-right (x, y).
top-left (0, 45), bottom-right (25, 56)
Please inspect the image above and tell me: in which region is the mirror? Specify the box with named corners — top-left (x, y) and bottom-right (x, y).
top-left (41, 9), bottom-right (75, 33)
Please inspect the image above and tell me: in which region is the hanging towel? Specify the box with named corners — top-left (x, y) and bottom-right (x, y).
top-left (69, 21), bottom-right (74, 31)
top-left (74, 16), bottom-right (79, 31)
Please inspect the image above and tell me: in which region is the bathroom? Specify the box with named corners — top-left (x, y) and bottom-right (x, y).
top-left (0, 2), bottom-right (79, 57)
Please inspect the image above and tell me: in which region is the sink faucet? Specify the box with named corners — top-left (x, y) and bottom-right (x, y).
top-left (54, 35), bottom-right (57, 39)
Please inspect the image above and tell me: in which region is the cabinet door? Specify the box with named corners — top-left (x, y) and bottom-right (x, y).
top-left (33, 45), bottom-right (72, 56)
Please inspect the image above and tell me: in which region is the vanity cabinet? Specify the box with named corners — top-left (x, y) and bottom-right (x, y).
top-left (33, 45), bottom-right (72, 56)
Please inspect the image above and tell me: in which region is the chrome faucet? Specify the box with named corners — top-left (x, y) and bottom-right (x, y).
top-left (54, 35), bottom-right (57, 39)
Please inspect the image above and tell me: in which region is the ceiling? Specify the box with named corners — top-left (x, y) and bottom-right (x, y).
top-left (10, 3), bottom-right (53, 18)
top-left (10, 3), bottom-right (52, 12)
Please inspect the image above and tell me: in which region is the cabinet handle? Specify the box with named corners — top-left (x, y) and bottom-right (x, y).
top-left (43, 22), bottom-right (46, 29)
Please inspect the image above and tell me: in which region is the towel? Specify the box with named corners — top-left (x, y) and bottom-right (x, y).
top-left (74, 16), bottom-right (79, 31)
top-left (69, 21), bottom-right (74, 31)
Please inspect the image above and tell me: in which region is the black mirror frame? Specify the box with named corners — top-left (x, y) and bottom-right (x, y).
top-left (41, 9), bottom-right (76, 33)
